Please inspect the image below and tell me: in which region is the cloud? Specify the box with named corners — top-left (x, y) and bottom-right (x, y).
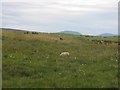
top-left (2, 0), bottom-right (118, 35)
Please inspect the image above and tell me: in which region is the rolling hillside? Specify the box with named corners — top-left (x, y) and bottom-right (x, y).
top-left (2, 29), bottom-right (118, 88)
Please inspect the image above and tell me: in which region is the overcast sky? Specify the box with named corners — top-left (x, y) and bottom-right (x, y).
top-left (2, 0), bottom-right (119, 35)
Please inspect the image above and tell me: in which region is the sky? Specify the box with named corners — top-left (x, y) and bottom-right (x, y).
top-left (2, 0), bottom-right (119, 35)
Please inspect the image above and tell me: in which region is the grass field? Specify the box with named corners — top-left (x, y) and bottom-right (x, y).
top-left (2, 30), bottom-right (118, 88)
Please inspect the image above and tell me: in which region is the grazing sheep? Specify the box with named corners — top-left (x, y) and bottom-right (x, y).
top-left (60, 52), bottom-right (70, 56)
top-left (92, 40), bottom-right (112, 45)
top-left (60, 37), bottom-right (63, 40)
top-left (99, 40), bottom-right (104, 44)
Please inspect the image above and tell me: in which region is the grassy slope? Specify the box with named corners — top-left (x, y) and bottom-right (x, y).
top-left (2, 30), bottom-right (118, 88)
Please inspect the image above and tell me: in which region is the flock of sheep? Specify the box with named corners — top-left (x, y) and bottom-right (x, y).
top-left (91, 40), bottom-right (113, 45)
top-left (24, 31), bottom-right (116, 57)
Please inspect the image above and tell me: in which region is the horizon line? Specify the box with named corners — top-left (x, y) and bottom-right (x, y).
top-left (0, 27), bottom-right (118, 36)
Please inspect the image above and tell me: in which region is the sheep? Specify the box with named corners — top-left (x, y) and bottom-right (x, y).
top-left (60, 37), bottom-right (63, 40)
top-left (60, 52), bottom-right (70, 56)
top-left (92, 40), bottom-right (112, 45)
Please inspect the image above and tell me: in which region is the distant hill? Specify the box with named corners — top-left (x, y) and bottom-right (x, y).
top-left (59, 31), bottom-right (82, 35)
top-left (99, 33), bottom-right (117, 37)
top-left (0, 28), bottom-right (27, 32)
top-left (0, 28), bottom-right (40, 33)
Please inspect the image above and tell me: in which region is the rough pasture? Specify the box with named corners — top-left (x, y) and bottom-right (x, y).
top-left (2, 30), bottom-right (118, 88)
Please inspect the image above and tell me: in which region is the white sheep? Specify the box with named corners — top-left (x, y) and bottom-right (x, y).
top-left (60, 52), bottom-right (70, 56)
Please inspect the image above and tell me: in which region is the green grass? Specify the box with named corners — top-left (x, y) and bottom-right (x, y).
top-left (2, 30), bottom-right (118, 88)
